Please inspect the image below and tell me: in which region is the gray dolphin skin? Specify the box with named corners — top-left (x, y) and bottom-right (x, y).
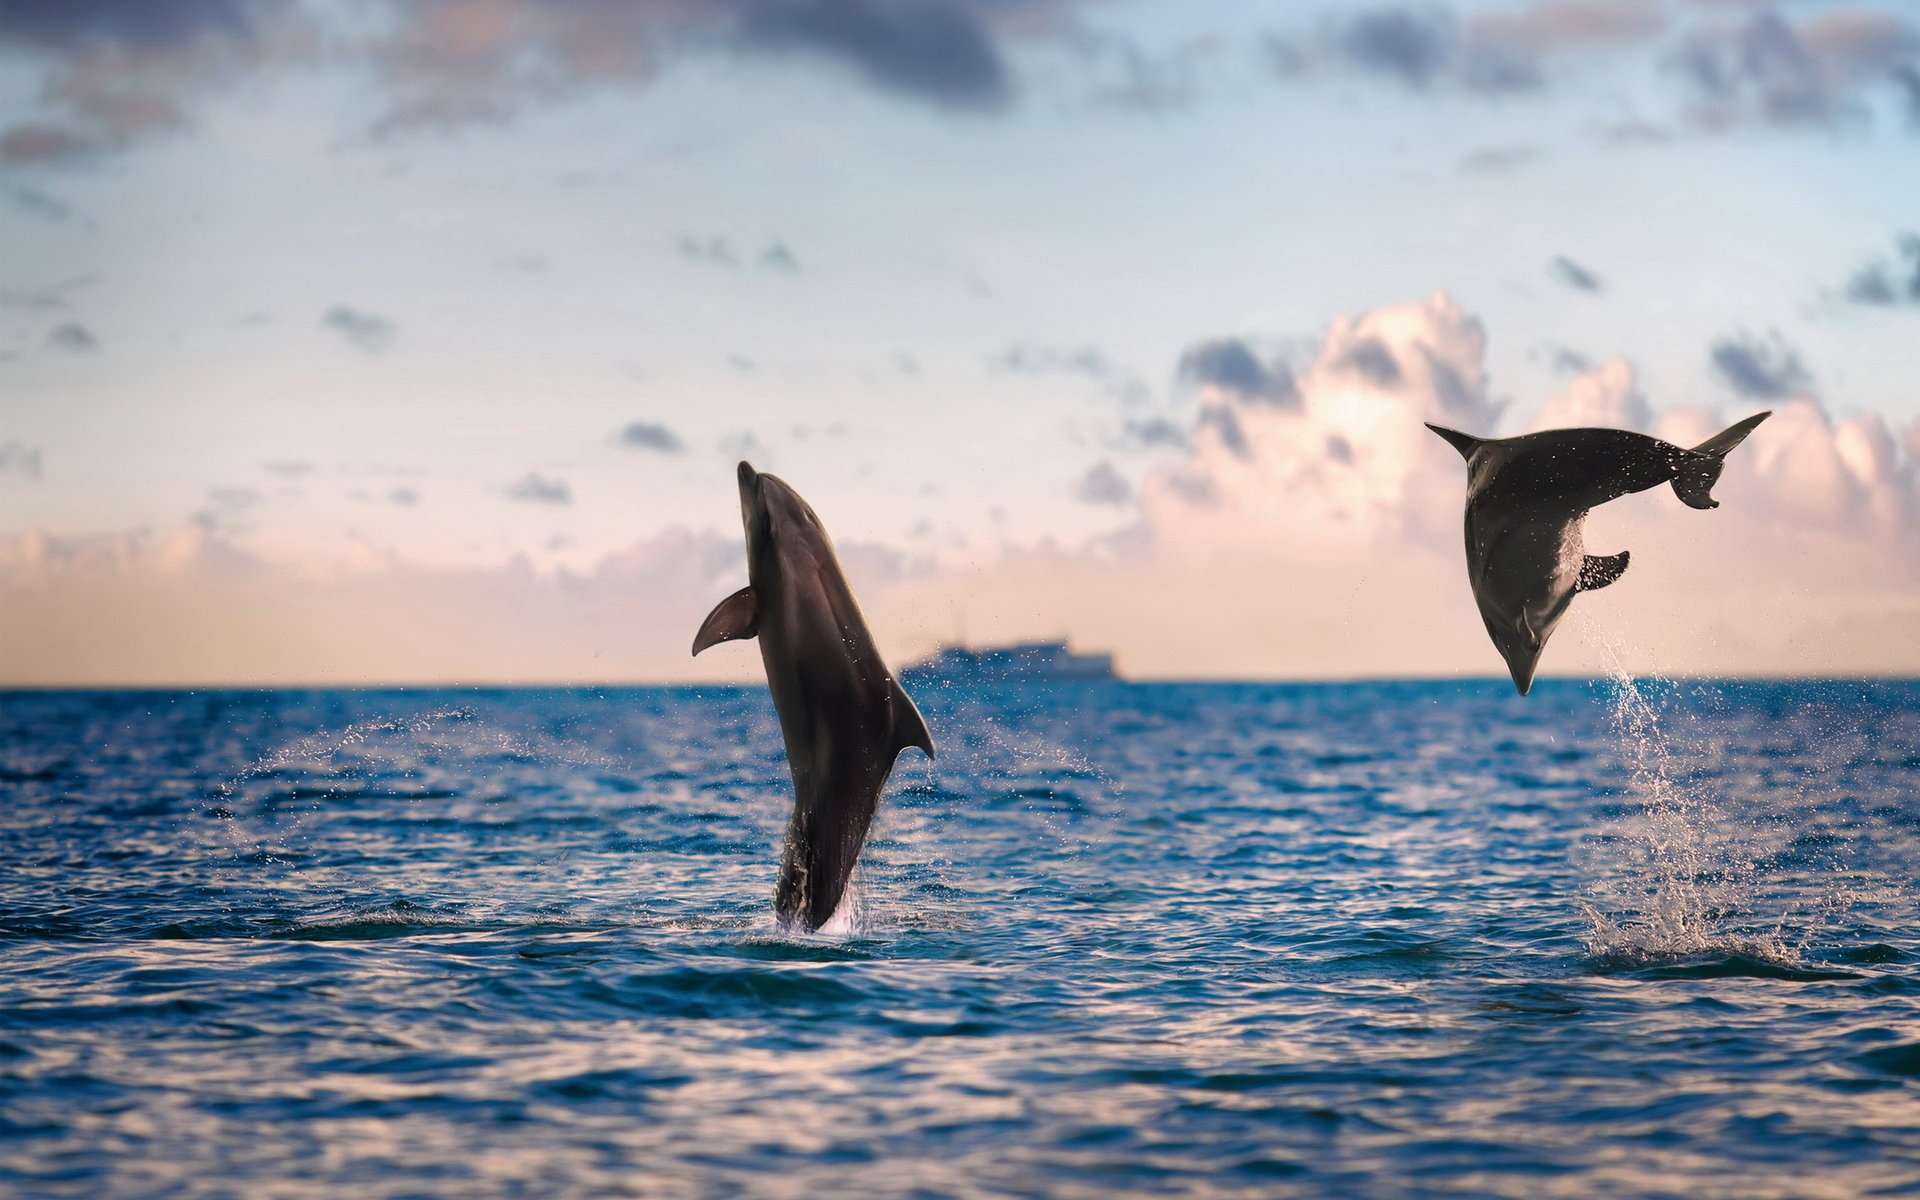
top-left (691, 461), bottom-right (935, 930)
top-left (1426, 412), bottom-right (1771, 695)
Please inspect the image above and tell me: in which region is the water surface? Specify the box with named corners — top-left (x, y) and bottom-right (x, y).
top-left (2, 680), bottom-right (1916, 1197)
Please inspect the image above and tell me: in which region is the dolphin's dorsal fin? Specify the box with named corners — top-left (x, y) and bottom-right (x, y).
top-left (691, 586), bottom-right (758, 656)
top-left (1577, 551), bottom-right (1629, 592)
top-left (889, 682), bottom-right (935, 760)
top-left (1425, 423), bottom-right (1484, 460)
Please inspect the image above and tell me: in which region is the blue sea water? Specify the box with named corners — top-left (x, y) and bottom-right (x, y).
top-left (1, 677), bottom-right (1917, 1198)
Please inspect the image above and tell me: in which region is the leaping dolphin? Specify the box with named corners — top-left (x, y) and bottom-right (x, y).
top-left (1426, 412), bottom-right (1770, 695)
top-left (692, 461), bottom-right (935, 931)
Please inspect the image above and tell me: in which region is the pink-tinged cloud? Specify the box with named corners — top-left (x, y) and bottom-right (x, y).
top-left (5, 293), bottom-right (1917, 686)
top-left (877, 294), bottom-right (1920, 682)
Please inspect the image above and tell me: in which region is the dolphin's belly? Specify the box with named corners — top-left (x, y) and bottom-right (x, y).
top-left (1468, 509), bottom-right (1582, 627)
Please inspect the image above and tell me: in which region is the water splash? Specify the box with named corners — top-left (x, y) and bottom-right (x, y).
top-left (203, 706), bottom-right (638, 922)
top-left (1572, 613), bottom-right (1796, 966)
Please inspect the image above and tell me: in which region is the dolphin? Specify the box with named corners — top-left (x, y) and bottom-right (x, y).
top-left (692, 461), bottom-right (935, 930)
top-left (1425, 412), bottom-right (1771, 695)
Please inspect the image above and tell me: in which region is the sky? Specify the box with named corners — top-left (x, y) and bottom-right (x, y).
top-left (1, 0), bottom-right (1917, 685)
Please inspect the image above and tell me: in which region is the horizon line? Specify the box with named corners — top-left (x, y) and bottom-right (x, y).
top-left (4, 671), bottom-right (1917, 694)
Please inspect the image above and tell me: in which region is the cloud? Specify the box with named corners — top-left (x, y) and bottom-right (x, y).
top-left (1710, 331), bottom-right (1811, 399)
top-left (1074, 460), bottom-right (1133, 506)
top-left (1177, 338), bottom-right (1299, 408)
top-left (322, 305), bottom-right (396, 353)
top-left (0, 0), bottom-right (293, 164)
top-left (1142, 292), bottom-right (1500, 558)
top-left (0, 274), bottom-right (93, 314)
top-left (882, 291), bottom-right (1919, 682)
top-left (1458, 144), bottom-right (1541, 174)
top-left (0, 521), bottom-right (939, 686)
top-left (505, 473), bottom-right (572, 505)
top-left (4, 183), bottom-right (79, 223)
top-left (0, 442), bottom-right (45, 480)
top-left (1469, 0), bottom-right (1665, 55)
top-left (1897, 61), bottom-right (1920, 125)
top-left (388, 487), bottom-right (420, 506)
top-left (47, 322), bottom-right (98, 353)
top-left (263, 459), bottom-right (314, 478)
top-left (994, 343), bottom-right (1111, 377)
top-left (992, 342), bottom-right (1149, 404)
top-left (1338, 337), bottom-right (1404, 388)
top-left (678, 235), bottom-right (738, 266)
top-left (735, 0), bottom-right (1011, 110)
top-left (191, 485), bottom-right (262, 534)
top-left (758, 241), bottom-right (801, 273)
top-left (1526, 358), bottom-right (1652, 431)
top-left (1255, 1), bottom-right (1914, 138)
top-left (7, 291), bottom-right (1918, 685)
top-left (615, 421), bottom-right (685, 453)
top-left (1533, 342), bottom-right (1595, 374)
top-left (1550, 254), bottom-right (1603, 292)
top-left (1843, 232), bottom-right (1920, 307)
top-left (0, 0), bottom-right (1076, 162)
top-left (1672, 8), bottom-right (1920, 131)
top-left (1079, 33), bottom-right (1214, 112)
top-left (1120, 416), bottom-right (1190, 451)
top-left (1292, 5), bottom-right (1544, 95)
top-left (679, 235), bottom-right (804, 274)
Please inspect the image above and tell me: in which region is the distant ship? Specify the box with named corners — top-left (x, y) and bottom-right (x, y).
top-left (899, 640), bottom-right (1119, 685)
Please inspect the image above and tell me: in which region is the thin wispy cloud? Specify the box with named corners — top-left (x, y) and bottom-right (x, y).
top-left (993, 342), bottom-right (1148, 404)
top-left (505, 473), bottom-right (572, 505)
top-left (0, 442), bottom-right (45, 480)
top-left (322, 306), bottom-right (396, 353)
top-left (1843, 233), bottom-right (1920, 307)
top-left (1119, 417), bottom-right (1188, 451)
top-left (1671, 8), bottom-right (1920, 132)
top-left (1458, 145), bottom-right (1541, 174)
top-left (1550, 255), bottom-right (1603, 292)
top-left (615, 422), bottom-right (686, 454)
top-left (47, 322), bottom-right (98, 352)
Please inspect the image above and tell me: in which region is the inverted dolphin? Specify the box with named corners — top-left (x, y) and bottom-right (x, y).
top-left (692, 461), bottom-right (934, 930)
top-left (1426, 412), bottom-right (1770, 695)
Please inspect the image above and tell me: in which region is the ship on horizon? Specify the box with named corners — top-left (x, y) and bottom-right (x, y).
top-left (899, 639), bottom-right (1119, 685)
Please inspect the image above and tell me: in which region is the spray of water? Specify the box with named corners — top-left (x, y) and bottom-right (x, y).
top-left (1573, 611), bottom-right (1797, 965)
top-left (204, 706), bottom-right (638, 928)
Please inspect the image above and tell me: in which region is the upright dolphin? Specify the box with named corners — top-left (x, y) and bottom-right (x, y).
top-left (692, 462), bottom-right (935, 930)
top-left (1425, 412), bottom-right (1770, 695)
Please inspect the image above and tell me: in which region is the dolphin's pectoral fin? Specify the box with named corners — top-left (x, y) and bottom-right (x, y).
top-left (1577, 551), bottom-right (1630, 592)
top-left (889, 683), bottom-right (935, 761)
top-left (691, 586), bottom-right (759, 656)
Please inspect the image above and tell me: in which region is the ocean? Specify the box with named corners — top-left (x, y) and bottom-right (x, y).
top-left (1, 678), bottom-right (1916, 1198)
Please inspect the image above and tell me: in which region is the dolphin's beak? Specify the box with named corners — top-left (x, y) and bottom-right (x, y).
top-left (1495, 621), bottom-right (1542, 696)
top-left (1504, 647), bottom-right (1539, 696)
top-left (737, 461), bottom-right (761, 530)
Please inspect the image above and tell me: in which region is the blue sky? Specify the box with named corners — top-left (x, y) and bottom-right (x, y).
top-left (2, 0), bottom-right (1918, 683)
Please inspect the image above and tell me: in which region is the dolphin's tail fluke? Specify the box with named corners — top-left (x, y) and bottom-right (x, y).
top-left (1425, 423), bottom-right (1484, 460)
top-left (1672, 411), bottom-right (1771, 510)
